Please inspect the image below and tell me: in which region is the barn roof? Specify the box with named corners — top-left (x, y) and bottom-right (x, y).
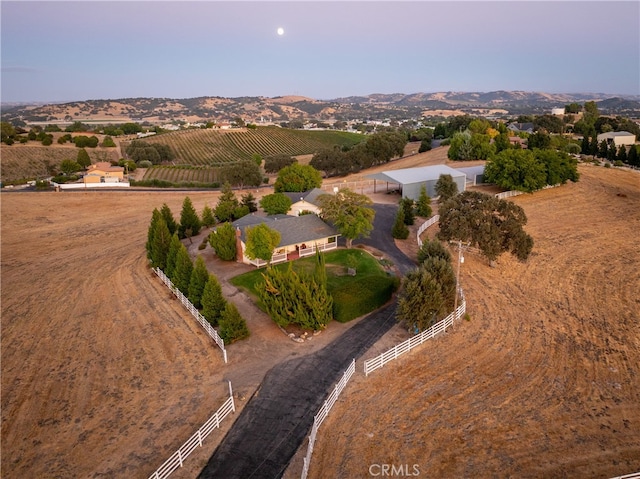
top-left (365, 165), bottom-right (466, 185)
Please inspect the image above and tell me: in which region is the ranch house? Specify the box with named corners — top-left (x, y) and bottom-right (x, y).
top-left (231, 214), bottom-right (339, 267)
top-left (284, 188), bottom-right (326, 216)
top-left (84, 162), bottom-right (125, 184)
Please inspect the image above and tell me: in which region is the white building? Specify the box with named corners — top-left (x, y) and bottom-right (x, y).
top-left (596, 131), bottom-right (636, 148)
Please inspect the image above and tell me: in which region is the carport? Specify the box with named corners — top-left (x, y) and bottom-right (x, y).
top-left (366, 165), bottom-right (467, 200)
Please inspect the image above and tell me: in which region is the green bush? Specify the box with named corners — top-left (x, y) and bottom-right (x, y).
top-left (331, 274), bottom-right (398, 322)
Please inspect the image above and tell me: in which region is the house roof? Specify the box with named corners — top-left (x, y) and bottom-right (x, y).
top-left (597, 131), bottom-right (635, 139)
top-left (283, 188), bottom-right (327, 206)
top-left (365, 165), bottom-right (466, 185)
top-left (87, 162), bottom-right (124, 173)
top-left (232, 214), bottom-right (338, 247)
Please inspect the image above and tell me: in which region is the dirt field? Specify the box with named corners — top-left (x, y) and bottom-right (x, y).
top-left (304, 164), bottom-right (640, 478)
top-left (2, 151), bottom-right (639, 478)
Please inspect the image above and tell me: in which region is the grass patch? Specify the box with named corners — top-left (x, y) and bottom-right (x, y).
top-left (229, 248), bottom-right (399, 323)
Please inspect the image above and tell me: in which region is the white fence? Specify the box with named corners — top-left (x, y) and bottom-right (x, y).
top-left (299, 241), bottom-right (338, 258)
top-left (248, 251), bottom-right (288, 268)
top-left (153, 268), bottom-right (227, 363)
top-left (364, 295), bottom-right (466, 376)
top-left (416, 214), bottom-right (440, 248)
top-left (147, 382), bottom-right (236, 479)
top-left (53, 181), bottom-right (130, 190)
top-left (301, 358), bottom-right (356, 479)
top-left (495, 190), bottom-right (523, 199)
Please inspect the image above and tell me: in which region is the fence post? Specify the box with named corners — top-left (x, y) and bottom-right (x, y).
top-left (228, 380), bottom-right (235, 412)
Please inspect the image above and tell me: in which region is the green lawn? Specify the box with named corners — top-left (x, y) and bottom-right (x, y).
top-left (230, 248), bottom-right (399, 323)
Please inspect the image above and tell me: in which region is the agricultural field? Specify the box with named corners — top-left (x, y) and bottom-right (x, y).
top-left (0, 143), bottom-right (120, 183)
top-left (133, 126), bottom-right (364, 184)
top-left (2, 148), bottom-right (638, 478)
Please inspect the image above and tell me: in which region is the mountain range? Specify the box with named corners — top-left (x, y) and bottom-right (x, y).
top-left (2, 91), bottom-right (639, 125)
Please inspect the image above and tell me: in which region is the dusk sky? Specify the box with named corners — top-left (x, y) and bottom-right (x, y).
top-left (1, 1), bottom-right (639, 103)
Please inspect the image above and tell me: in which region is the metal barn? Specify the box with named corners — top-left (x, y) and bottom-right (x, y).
top-left (366, 165), bottom-right (468, 200)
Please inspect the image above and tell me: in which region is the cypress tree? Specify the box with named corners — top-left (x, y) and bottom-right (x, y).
top-left (617, 145), bottom-right (628, 164)
top-left (201, 274), bottom-right (226, 326)
top-left (400, 197), bottom-right (415, 225)
top-left (201, 204), bottom-right (216, 228)
top-left (415, 185), bottom-right (432, 218)
top-left (218, 302), bottom-right (250, 344)
top-left (165, 233), bottom-right (181, 279)
top-left (188, 256), bottom-right (209, 309)
top-left (150, 217), bottom-right (171, 271)
top-left (179, 196), bottom-right (201, 239)
top-left (314, 249), bottom-right (327, 289)
top-left (146, 208), bottom-right (161, 261)
top-left (172, 244), bottom-right (193, 295)
top-left (161, 203), bottom-right (178, 235)
top-left (392, 207), bottom-right (409, 239)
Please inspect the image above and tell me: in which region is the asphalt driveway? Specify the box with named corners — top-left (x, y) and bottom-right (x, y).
top-left (198, 201), bottom-right (416, 479)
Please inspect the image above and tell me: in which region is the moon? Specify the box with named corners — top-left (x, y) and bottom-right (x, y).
top-left (277, 27), bottom-right (284, 36)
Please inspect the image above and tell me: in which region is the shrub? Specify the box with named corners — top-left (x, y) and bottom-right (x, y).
top-left (218, 303), bottom-right (250, 344)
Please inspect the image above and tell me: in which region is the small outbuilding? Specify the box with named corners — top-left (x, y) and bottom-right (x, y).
top-left (366, 165), bottom-right (467, 200)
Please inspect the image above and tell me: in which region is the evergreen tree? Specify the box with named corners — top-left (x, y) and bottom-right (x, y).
top-left (392, 207), bottom-right (409, 239)
top-left (214, 182), bottom-right (240, 222)
top-left (598, 140), bottom-right (608, 159)
top-left (179, 196), bottom-right (201, 239)
top-left (607, 143), bottom-right (617, 162)
top-left (258, 264), bottom-right (332, 330)
top-left (589, 136), bottom-right (599, 155)
top-left (188, 256), bottom-right (209, 309)
top-left (417, 238), bottom-right (452, 264)
top-left (160, 203), bottom-right (178, 236)
top-left (201, 204), bottom-right (216, 228)
top-left (617, 145), bottom-right (628, 164)
top-left (218, 302), bottom-right (250, 344)
top-left (209, 222), bottom-right (238, 261)
top-left (628, 145), bottom-right (639, 167)
top-left (201, 274), bottom-right (226, 326)
top-left (314, 249), bottom-right (327, 289)
top-left (146, 208), bottom-right (162, 261)
top-left (241, 192), bottom-right (258, 212)
top-left (165, 233), bottom-right (181, 279)
top-left (171, 244), bottom-right (193, 295)
top-left (400, 197), bottom-right (415, 225)
top-left (150, 217), bottom-right (171, 270)
top-left (415, 185), bottom-right (432, 218)
top-left (77, 148), bottom-right (91, 168)
top-left (581, 135), bottom-right (590, 155)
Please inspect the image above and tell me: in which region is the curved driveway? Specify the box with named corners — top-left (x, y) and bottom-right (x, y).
top-left (198, 201), bottom-right (417, 479)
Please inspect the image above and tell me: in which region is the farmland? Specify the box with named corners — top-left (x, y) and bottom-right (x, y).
top-left (130, 126), bottom-right (365, 185)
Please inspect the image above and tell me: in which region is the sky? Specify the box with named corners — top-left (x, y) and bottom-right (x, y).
top-left (1, 1), bottom-right (639, 103)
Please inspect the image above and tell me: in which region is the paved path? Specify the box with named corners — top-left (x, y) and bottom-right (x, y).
top-left (198, 201), bottom-right (416, 479)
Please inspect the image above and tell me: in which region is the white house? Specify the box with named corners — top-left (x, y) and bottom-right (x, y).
top-left (284, 188), bottom-right (326, 216)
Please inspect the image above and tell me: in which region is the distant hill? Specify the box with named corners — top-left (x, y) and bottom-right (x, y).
top-left (2, 91), bottom-right (639, 126)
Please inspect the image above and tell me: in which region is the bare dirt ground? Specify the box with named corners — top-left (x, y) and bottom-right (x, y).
top-left (2, 150), bottom-right (639, 478)
top-left (0, 185), bottom-right (399, 479)
top-left (304, 164), bottom-right (640, 479)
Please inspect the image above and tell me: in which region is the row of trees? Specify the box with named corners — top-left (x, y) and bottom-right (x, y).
top-left (484, 148), bottom-right (579, 193)
top-left (146, 204), bottom-right (249, 343)
top-left (309, 131), bottom-right (407, 177)
top-left (581, 137), bottom-right (640, 167)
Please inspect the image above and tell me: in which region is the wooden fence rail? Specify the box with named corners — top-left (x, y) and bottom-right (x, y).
top-left (364, 295), bottom-right (466, 376)
top-left (153, 267), bottom-right (227, 363)
top-left (147, 382), bottom-right (236, 479)
top-left (301, 359), bottom-right (356, 479)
